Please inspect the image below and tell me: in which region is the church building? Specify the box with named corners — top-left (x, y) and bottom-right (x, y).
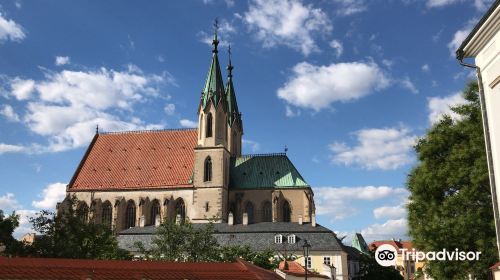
top-left (61, 29), bottom-right (316, 233)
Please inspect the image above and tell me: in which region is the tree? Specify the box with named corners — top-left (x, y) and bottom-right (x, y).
top-left (356, 252), bottom-right (404, 280)
top-left (0, 210), bottom-right (23, 256)
top-left (27, 197), bottom-right (130, 260)
top-left (407, 81), bottom-right (497, 279)
top-left (135, 220), bottom-right (278, 269)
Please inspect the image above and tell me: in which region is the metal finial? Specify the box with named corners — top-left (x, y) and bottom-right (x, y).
top-left (212, 18), bottom-right (219, 53)
top-left (284, 145), bottom-right (288, 153)
top-left (96, 124), bottom-right (99, 134)
top-left (227, 44), bottom-right (234, 77)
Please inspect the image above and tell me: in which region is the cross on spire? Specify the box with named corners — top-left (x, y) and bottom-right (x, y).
top-left (212, 18), bottom-right (219, 53)
top-left (227, 44), bottom-right (234, 77)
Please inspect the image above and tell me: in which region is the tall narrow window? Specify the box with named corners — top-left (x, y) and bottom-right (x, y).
top-left (101, 201), bottom-right (112, 229)
top-left (150, 199), bottom-right (160, 226)
top-left (262, 201), bottom-right (272, 222)
top-left (125, 200), bottom-right (136, 229)
top-left (204, 157), bottom-right (212, 182)
top-left (175, 199), bottom-right (186, 224)
top-left (283, 201), bottom-right (291, 222)
top-left (245, 202), bottom-right (254, 224)
top-left (77, 203), bottom-right (89, 223)
top-left (206, 113), bottom-right (213, 137)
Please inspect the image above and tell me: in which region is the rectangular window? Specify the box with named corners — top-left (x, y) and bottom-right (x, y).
top-left (306, 256), bottom-right (312, 269)
top-left (274, 235), bottom-right (282, 244)
top-left (323, 256), bottom-right (331, 265)
top-left (287, 234), bottom-right (296, 244)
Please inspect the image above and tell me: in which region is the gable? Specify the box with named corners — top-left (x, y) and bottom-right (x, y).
top-left (68, 129), bottom-right (197, 191)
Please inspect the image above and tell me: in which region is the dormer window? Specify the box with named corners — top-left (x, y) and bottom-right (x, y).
top-left (287, 234), bottom-right (296, 244)
top-left (274, 234), bottom-right (283, 244)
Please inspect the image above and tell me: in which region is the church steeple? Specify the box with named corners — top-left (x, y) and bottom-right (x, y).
top-left (225, 45), bottom-right (241, 128)
top-left (200, 19), bottom-right (226, 111)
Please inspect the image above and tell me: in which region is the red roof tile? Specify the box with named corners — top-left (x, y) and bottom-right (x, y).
top-left (0, 257), bottom-right (282, 280)
top-left (369, 240), bottom-right (415, 253)
top-left (278, 261), bottom-right (329, 279)
top-left (69, 129), bottom-right (197, 191)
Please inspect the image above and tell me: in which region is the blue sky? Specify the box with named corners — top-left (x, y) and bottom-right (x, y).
top-left (0, 0), bottom-right (491, 241)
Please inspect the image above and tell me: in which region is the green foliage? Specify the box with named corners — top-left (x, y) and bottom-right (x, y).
top-left (135, 220), bottom-right (278, 269)
top-left (355, 252), bottom-right (403, 280)
top-left (27, 197), bottom-right (130, 260)
top-left (0, 210), bottom-right (23, 256)
top-left (407, 81), bottom-right (497, 279)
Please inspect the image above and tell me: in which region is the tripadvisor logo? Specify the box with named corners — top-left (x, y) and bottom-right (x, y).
top-left (375, 244), bottom-right (398, 267)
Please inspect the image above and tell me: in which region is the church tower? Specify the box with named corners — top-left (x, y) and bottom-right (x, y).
top-left (191, 23), bottom-right (235, 222)
top-left (225, 45), bottom-right (243, 157)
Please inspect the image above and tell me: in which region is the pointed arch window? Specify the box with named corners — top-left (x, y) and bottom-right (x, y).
top-left (101, 201), bottom-right (112, 229)
top-left (206, 113), bottom-right (213, 138)
top-left (283, 201), bottom-right (291, 222)
top-left (150, 199), bottom-right (161, 226)
top-left (175, 199), bottom-right (186, 224)
top-left (204, 157), bottom-right (212, 182)
top-left (262, 201), bottom-right (272, 222)
top-left (245, 202), bottom-right (254, 224)
top-left (125, 200), bottom-right (136, 229)
top-left (77, 202), bottom-right (89, 223)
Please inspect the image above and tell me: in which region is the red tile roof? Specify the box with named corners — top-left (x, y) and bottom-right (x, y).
top-left (69, 129), bottom-right (197, 191)
top-left (0, 257), bottom-right (282, 280)
top-left (369, 240), bottom-right (415, 253)
top-left (278, 261), bottom-right (329, 279)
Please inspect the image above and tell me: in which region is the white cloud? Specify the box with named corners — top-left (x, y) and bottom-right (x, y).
top-left (179, 119), bottom-right (197, 128)
top-left (427, 0), bottom-right (493, 10)
top-left (361, 218), bottom-right (408, 241)
top-left (1, 65), bottom-right (168, 153)
top-left (330, 126), bottom-right (417, 170)
top-left (198, 19), bottom-right (235, 48)
top-left (1, 104), bottom-right (20, 122)
top-left (0, 13), bottom-right (25, 43)
top-left (285, 105), bottom-right (301, 117)
top-left (55, 56), bottom-right (70, 66)
top-left (421, 64), bottom-right (430, 72)
top-left (0, 193), bottom-right (21, 210)
top-left (400, 76), bottom-right (419, 94)
top-left (10, 78), bottom-right (35, 100)
top-left (277, 61), bottom-right (389, 111)
top-left (329, 39), bottom-right (343, 58)
top-left (314, 186), bottom-right (408, 221)
top-left (448, 18), bottom-right (476, 57)
top-left (0, 143), bottom-right (26, 154)
top-left (243, 0), bottom-right (331, 56)
top-left (428, 92), bottom-right (468, 124)
top-left (332, 0), bottom-right (367, 16)
top-left (242, 139), bottom-right (261, 153)
top-left (373, 205), bottom-right (407, 219)
top-left (13, 209), bottom-right (38, 238)
top-left (164, 103), bottom-right (176, 115)
top-left (32, 182), bottom-right (67, 209)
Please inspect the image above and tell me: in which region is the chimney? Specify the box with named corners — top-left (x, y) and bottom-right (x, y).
top-left (298, 215), bottom-right (303, 225)
top-left (155, 214), bottom-right (161, 227)
top-left (228, 212), bottom-right (234, 226)
top-left (139, 215), bottom-right (145, 227)
top-left (243, 212), bottom-right (248, 225)
top-left (311, 213), bottom-right (316, 227)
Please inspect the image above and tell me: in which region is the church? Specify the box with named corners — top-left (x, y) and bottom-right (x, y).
top-left (61, 29), bottom-right (316, 233)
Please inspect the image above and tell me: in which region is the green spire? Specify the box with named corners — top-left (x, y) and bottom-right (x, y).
top-left (200, 19), bottom-right (226, 111)
top-left (225, 45), bottom-right (241, 127)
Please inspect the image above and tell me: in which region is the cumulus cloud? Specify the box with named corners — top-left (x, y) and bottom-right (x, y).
top-left (0, 143), bottom-right (26, 154)
top-left (428, 92), bottom-right (468, 124)
top-left (242, 139), bottom-right (261, 153)
top-left (13, 209), bottom-right (38, 238)
top-left (0, 193), bottom-right (21, 210)
top-left (0, 104), bottom-right (20, 122)
top-left (330, 126), bottom-right (417, 170)
top-left (448, 18), bottom-right (476, 57)
top-left (277, 61), bottom-right (389, 111)
top-left (329, 39), bottom-right (343, 58)
top-left (164, 103), bottom-right (176, 115)
top-left (373, 204), bottom-right (407, 219)
top-left (314, 186), bottom-right (408, 221)
top-left (32, 182), bottom-right (67, 209)
top-left (332, 0), bottom-right (367, 16)
top-left (427, 0), bottom-right (493, 10)
top-left (0, 13), bottom-right (25, 42)
top-left (400, 76), bottom-right (419, 94)
top-left (1, 65), bottom-right (169, 153)
top-left (55, 56), bottom-right (70, 66)
top-left (243, 0), bottom-right (331, 56)
top-left (361, 218), bottom-right (408, 241)
top-left (179, 119), bottom-right (197, 128)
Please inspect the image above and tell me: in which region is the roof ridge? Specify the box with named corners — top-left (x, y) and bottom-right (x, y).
top-left (239, 152), bottom-right (287, 158)
top-left (100, 128), bottom-right (196, 135)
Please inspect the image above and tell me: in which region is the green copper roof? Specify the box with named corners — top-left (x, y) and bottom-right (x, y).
top-left (225, 75), bottom-right (241, 126)
top-left (351, 233), bottom-right (369, 255)
top-left (230, 153), bottom-right (309, 189)
top-left (201, 51), bottom-right (226, 110)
